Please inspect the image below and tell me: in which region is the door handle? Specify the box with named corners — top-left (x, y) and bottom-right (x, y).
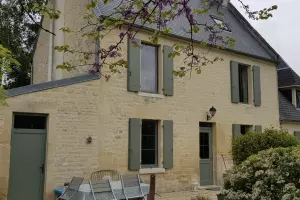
top-left (40, 164), bottom-right (45, 174)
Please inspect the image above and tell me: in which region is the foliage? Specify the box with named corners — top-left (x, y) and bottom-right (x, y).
top-left (221, 146), bottom-right (300, 200)
top-left (29, 0), bottom-right (277, 79)
top-left (0, 0), bottom-right (44, 89)
top-left (0, 44), bottom-right (19, 106)
top-left (232, 127), bottom-right (299, 165)
top-left (191, 195), bottom-right (212, 200)
top-left (0, 0), bottom-right (277, 105)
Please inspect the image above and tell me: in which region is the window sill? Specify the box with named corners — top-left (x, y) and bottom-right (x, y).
top-left (138, 92), bottom-right (165, 99)
top-left (139, 168), bottom-right (166, 174)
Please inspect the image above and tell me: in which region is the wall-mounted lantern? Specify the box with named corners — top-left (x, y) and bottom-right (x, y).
top-left (207, 106), bottom-right (217, 121)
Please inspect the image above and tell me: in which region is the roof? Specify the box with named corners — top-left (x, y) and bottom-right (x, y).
top-left (279, 91), bottom-right (300, 122)
top-left (277, 67), bottom-right (300, 88)
top-left (95, 0), bottom-right (277, 62)
top-left (7, 74), bottom-right (99, 97)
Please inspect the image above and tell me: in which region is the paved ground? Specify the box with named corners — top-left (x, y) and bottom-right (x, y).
top-left (155, 189), bottom-right (219, 200)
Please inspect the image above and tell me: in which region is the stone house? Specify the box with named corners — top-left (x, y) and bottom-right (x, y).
top-left (0, 0), bottom-right (282, 200)
top-left (278, 59), bottom-right (300, 138)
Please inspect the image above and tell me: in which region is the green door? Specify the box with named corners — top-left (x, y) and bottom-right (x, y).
top-left (200, 127), bottom-right (213, 186)
top-left (8, 129), bottom-right (46, 200)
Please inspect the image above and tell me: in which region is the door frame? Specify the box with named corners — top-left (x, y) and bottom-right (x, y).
top-left (8, 113), bottom-right (48, 200)
top-left (199, 126), bottom-right (214, 186)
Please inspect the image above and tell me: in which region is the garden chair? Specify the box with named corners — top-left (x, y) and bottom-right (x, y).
top-left (56, 177), bottom-right (84, 200)
top-left (121, 174), bottom-right (146, 200)
top-left (89, 179), bottom-right (117, 200)
top-left (91, 170), bottom-right (120, 181)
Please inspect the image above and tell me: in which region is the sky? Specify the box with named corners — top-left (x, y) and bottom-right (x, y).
top-left (231, 0), bottom-right (300, 74)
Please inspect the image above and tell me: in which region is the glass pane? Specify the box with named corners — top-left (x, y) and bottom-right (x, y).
top-left (142, 136), bottom-right (156, 149)
top-left (141, 44), bottom-right (157, 93)
top-left (282, 90), bottom-right (292, 102)
top-left (239, 65), bottom-right (248, 103)
top-left (141, 150), bottom-right (156, 165)
top-left (14, 115), bottom-right (47, 129)
top-left (141, 120), bottom-right (157, 165)
top-left (142, 120), bottom-right (156, 135)
top-left (200, 132), bottom-right (210, 159)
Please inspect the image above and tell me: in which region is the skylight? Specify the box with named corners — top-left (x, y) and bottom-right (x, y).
top-left (211, 16), bottom-right (231, 32)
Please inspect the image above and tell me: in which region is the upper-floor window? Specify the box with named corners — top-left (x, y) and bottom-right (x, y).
top-left (238, 64), bottom-right (249, 103)
top-left (231, 61), bottom-right (261, 106)
top-left (141, 44), bottom-right (158, 93)
top-left (281, 89), bottom-right (292, 103)
top-left (127, 39), bottom-right (174, 96)
top-left (211, 16), bottom-right (231, 32)
top-left (296, 90), bottom-right (300, 108)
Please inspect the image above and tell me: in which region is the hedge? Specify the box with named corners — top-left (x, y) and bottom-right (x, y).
top-left (232, 127), bottom-right (299, 165)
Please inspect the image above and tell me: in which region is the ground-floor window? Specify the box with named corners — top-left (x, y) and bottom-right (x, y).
top-left (241, 125), bottom-right (252, 135)
top-left (141, 119), bottom-right (158, 166)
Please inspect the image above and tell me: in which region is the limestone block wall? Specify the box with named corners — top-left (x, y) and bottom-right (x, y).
top-left (0, 36), bottom-right (279, 200)
top-left (32, 16), bottom-right (50, 84)
top-left (281, 122), bottom-right (300, 134)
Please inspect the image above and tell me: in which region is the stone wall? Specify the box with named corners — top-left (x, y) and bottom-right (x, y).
top-left (281, 122), bottom-right (300, 135)
top-left (1, 41), bottom-right (279, 200)
top-left (32, 16), bottom-right (50, 84)
top-left (6, 0), bottom-right (281, 199)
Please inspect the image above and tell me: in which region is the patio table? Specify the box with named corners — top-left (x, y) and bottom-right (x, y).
top-left (55, 181), bottom-right (150, 200)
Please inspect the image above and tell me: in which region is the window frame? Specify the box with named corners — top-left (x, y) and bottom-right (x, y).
top-left (141, 119), bottom-right (158, 168)
top-left (140, 43), bottom-right (159, 94)
top-left (210, 15), bottom-right (231, 32)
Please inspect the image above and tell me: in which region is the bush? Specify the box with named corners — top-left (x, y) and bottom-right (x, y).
top-left (191, 196), bottom-right (212, 200)
top-left (232, 127), bottom-right (299, 165)
top-left (221, 147), bottom-right (300, 200)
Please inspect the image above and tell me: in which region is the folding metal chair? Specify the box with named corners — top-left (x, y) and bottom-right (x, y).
top-left (89, 179), bottom-right (117, 200)
top-left (121, 174), bottom-right (146, 200)
top-left (56, 177), bottom-right (84, 200)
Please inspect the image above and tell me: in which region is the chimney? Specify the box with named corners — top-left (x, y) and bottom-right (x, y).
top-left (222, 0), bottom-right (230, 7)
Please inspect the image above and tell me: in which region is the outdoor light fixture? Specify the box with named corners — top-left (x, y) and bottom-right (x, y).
top-left (207, 106), bottom-right (217, 121)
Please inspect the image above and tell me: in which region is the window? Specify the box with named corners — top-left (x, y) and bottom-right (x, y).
top-left (14, 114), bottom-right (47, 129)
top-left (296, 90), bottom-right (300, 108)
top-left (141, 119), bottom-right (158, 166)
top-left (282, 89), bottom-right (292, 103)
top-left (200, 132), bottom-right (210, 159)
top-left (141, 44), bottom-right (158, 93)
top-left (238, 64), bottom-right (248, 103)
top-left (241, 125), bottom-right (252, 135)
top-left (211, 16), bottom-right (231, 32)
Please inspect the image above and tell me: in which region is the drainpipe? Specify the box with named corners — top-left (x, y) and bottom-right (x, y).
top-left (47, 0), bottom-right (55, 81)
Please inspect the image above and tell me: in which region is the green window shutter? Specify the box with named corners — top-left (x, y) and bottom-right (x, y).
top-left (127, 39), bottom-right (141, 92)
top-left (232, 124), bottom-right (241, 140)
top-left (163, 120), bottom-right (173, 169)
top-left (294, 131), bottom-right (300, 141)
top-left (254, 125), bottom-right (262, 132)
top-left (230, 61), bottom-right (239, 103)
top-left (128, 118), bottom-right (141, 170)
top-left (253, 65), bottom-right (261, 106)
top-left (163, 46), bottom-right (174, 96)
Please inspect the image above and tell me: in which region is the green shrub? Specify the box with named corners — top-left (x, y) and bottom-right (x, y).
top-left (191, 196), bottom-right (212, 200)
top-left (232, 127), bottom-right (299, 165)
top-left (221, 146), bottom-right (300, 200)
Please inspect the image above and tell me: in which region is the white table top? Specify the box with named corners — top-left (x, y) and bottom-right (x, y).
top-left (78, 181), bottom-right (149, 192)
